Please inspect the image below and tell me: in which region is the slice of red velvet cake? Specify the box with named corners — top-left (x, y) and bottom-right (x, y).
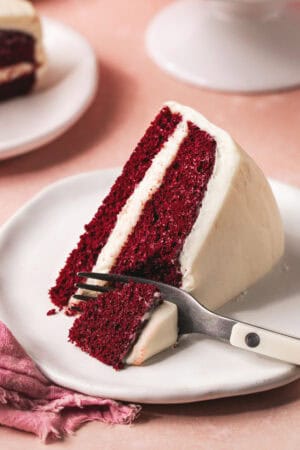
top-left (0, 0), bottom-right (46, 101)
top-left (69, 282), bottom-right (162, 370)
top-left (50, 101), bottom-right (284, 367)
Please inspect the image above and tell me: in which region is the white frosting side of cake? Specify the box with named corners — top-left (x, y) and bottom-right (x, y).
top-left (0, 0), bottom-right (46, 74)
top-left (166, 101), bottom-right (284, 310)
top-left (125, 301), bottom-right (178, 365)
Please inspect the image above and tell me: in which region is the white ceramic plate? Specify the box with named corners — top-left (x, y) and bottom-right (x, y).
top-left (0, 17), bottom-right (98, 160)
top-left (0, 169), bottom-right (299, 404)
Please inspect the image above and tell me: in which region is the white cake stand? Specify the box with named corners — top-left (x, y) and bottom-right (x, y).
top-left (146, 0), bottom-right (300, 92)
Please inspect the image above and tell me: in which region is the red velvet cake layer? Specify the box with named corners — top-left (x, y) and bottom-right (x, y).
top-left (69, 282), bottom-right (162, 369)
top-left (112, 122), bottom-right (216, 285)
top-left (0, 72), bottom-right (35, 101)
top-left (0, 30), bottom-right (35, 67)
top-left (50, 107), bottom-right (181, 308)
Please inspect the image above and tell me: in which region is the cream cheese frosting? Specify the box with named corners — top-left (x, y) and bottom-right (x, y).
top-left (0, 0), bottom-right (46, 75)
top-left (0, 62), bottom-right (34, 83)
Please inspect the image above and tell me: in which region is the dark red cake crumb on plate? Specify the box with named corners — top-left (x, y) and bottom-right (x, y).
top-left (69, 281), bottom-right (162, 370)
top-left (46, 308), bottom-right (58, 316)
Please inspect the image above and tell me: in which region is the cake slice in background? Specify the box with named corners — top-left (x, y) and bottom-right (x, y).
top-left (50, 101), bottom-right (284, 368)
top-left (0, 0), bottom-right (46, 101)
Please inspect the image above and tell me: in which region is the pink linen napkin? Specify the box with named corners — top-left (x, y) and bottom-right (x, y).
top-left (0, 320), bottom-right (141, 443)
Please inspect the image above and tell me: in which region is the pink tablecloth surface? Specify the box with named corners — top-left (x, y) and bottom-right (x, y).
top-left (1, 0), bottom-right (300, 448)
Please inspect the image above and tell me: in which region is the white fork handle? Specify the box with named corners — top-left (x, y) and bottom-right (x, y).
top-left (230, 322), bottom-right (300, 365)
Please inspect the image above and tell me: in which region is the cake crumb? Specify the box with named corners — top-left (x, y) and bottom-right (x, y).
top-left (47, 308), bottom-right (57, 316)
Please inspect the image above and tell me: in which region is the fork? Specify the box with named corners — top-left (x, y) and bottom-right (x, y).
top-left (73, 272), bottom-right (300, 365)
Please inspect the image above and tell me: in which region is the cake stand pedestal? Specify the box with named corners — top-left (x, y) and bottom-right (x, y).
top-left (146, 0), bottom-right (300, 92)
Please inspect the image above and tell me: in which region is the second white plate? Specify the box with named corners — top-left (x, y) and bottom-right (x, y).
top-left (0, 17), bottom-right (98, 160)
top-left (0, 169), bottom-right (299, 403)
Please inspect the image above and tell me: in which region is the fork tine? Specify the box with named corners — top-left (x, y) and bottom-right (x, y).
top-left (72, 294), bottom-right (95, 302)
top-left (75, 282), bottom-right (112, 293)
top-left (69, 305), bottom-right (82, 312)
top-left (77, 271), bottom-right (172, 294)
top-left (78, 272), bottom-right (132, 284)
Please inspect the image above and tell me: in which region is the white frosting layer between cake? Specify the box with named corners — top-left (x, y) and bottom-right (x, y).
top-left (0, 62), bottom-right (33, 83)
top-left (77, 120), bottom-right (188, 296)
top-left (73, 101), bottom-right (284, 366)
top-left (94, 120), bottom-right (188, 275)
top-left (0, 0), bottom-right (46, 76)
